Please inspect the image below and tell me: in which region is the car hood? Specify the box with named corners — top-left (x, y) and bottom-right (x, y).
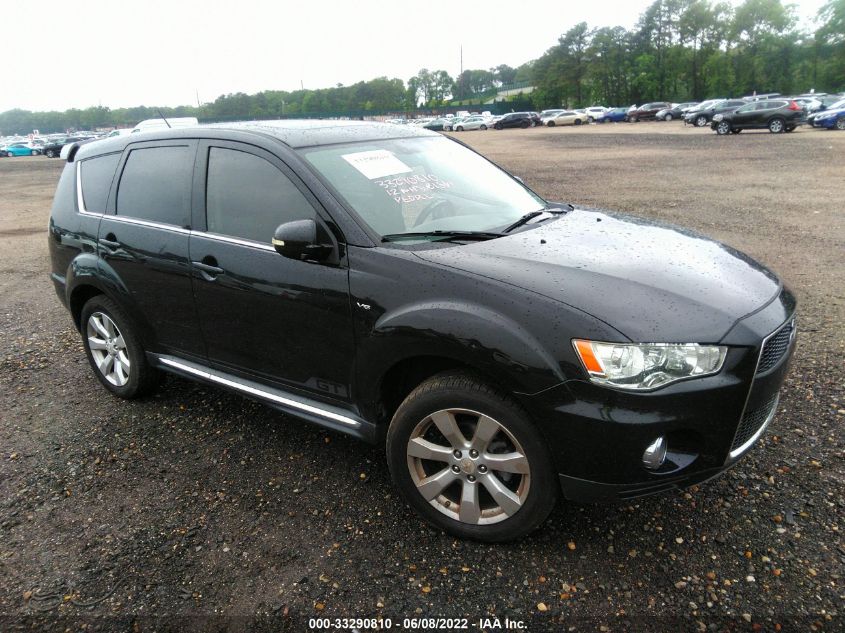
top-left (413, 208), bottom-right (781, 343)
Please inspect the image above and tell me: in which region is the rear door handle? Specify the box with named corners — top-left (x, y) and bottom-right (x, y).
top-left (99, 232), bottom-right (120, 249)
top-left (192, 259), bottom-right (224, 280)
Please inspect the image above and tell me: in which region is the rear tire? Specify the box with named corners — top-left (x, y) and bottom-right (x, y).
top-left (574, 119), bottom-right (582, 125)
top-left (80, 295), bottom-right (162, 399)
top-left (768, 118), bottom-right (785, 133)
top-left (664, 113), bottom-right (673, 121)
top-left (520, 121), bottom-right (529, 129)
top-left (547, 121), bottom-right (555, 127)
top-left (386, 372), bottom-right (558, 542)
top-left (456, 126), bottom-right (463, 132)
top-left (46, 149), bottom-right (56, 158)
top-left (494, 123), bottom-right (502, 130)
top-left (31, 149), bottom-right (39, 156)
top-left (695, 115), bottom-right (708, 127)
top-left (480, 124), bottom-right (487, 130)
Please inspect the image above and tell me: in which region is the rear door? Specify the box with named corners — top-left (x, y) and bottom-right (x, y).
top-left (99, 140), bottom-right (206, 358)
top-left (189, 139), bottom-right (356, 403)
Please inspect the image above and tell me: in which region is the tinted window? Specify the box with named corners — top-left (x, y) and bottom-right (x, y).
top-left (79, 153), bottom-right (120, 213)
top-left (205, 147), bottom-right (315, 243)
top-left (117, 146), bottom-right (192, 226)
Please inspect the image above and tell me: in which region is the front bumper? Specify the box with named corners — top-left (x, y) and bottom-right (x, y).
top-left (520, 289), bottom-right (796, 502)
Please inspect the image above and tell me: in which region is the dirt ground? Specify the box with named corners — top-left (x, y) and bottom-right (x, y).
top-left (0, 123), bottom-right (843, 632)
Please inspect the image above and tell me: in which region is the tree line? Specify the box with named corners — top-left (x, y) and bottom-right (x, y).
top-left (1, 0), bottom-right (841, 135)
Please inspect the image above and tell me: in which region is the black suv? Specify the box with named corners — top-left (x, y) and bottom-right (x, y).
top-left (684, 100), bottom-right (747, 127)
top-left (49, 121), bottom-right (796, 541)
top-left (711, 99), bottom-right (806, 134)
top-left (493, 112), bottom-right (536, 129)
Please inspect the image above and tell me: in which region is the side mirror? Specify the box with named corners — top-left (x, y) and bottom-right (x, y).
top-left (272, 219), bottom-right (333, 262)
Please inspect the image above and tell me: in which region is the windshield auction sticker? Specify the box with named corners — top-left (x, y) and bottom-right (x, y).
top-left (342, 149), bottom-right (413, 179)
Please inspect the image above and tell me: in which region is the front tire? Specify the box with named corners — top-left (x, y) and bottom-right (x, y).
top-left (386, 372), bottom-right (558, 542)
top-left (665, 113), bottom-right (673, 121)
top-left (480, 124), bottom-right (487, 130)
top-left (695, 115), bottom-right (708, 127)
top-left (715, 121), bottom-right (731, 135)
top-left (494, 123), bottom-right (502, 130)
top-left (456, 126), bottom-right (463, 131)
top-left (836, 118), bottom-right (845, 131)
top-left (547, 121), bottom-right (555, 127)
top-left (80, 295), bottom-right (161, 399)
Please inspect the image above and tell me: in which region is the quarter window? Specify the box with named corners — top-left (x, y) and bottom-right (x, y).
top-left (79, 153), bottom-right (120, 213)
top-left (205, 147), bottom-right (315, 243)
top-left (116, 146), bottom-right (192, 226)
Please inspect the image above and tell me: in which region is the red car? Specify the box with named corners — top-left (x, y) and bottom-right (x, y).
top-left (628, 102), bottom-right (673, 122)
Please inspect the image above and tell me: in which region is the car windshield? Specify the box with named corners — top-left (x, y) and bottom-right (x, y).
top-left (301, 136), bottom-right (546, 239)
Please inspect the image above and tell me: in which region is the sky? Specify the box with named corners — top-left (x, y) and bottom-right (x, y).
top-left (1, 0), bottom-right (830, 113)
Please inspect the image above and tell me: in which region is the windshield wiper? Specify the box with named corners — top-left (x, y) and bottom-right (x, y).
top-left (381, 230), bottom-right (503, 243)
top-left (501, 206), bottom-right (569, 233)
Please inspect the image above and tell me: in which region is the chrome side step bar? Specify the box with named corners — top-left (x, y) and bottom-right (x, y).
top-left (151, 354), bottom-right (373, 440)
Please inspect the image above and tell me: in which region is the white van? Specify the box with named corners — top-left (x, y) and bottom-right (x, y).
top-left (131, 117), bottom-right (199, 134)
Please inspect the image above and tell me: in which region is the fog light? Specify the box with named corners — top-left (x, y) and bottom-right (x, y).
top-left (642, 436), bottom-right (667, 470)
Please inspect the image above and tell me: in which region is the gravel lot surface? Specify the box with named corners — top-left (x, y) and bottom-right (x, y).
top-left (1, 124), bottom-right (843, 632)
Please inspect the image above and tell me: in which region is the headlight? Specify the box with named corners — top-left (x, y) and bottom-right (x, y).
top-left (713, 114), bottom-right (723, 121)
top-left (573, 340), bottom-right (727, 391)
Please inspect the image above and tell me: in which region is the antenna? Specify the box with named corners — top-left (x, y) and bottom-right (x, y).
top-left (156, 108), bottom-right (172, 128)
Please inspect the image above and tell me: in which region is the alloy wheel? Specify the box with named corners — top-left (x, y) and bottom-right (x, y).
top-left (769, 119), bottom-right (784, 133)
top-left (836, 118), bottom-right (845, 131)
top-left (406, 408), bottom-right (530, 525)
top-left (86, 312), bottom-right (130, 386)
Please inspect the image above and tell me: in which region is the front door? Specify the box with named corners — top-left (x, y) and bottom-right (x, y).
top-left (189, 140), bottom-right (356, 403)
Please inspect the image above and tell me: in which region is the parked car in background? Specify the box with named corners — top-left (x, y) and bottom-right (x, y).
top-left (544, 111), bottom-right (589, 126)
top-left (790, 96), bottom-right (823, 113)
top-left (684, 100), bottom-right (746, 127)
top-left (442, 117), bottom-right (462, 131)
top-left (453, 115), bottom-right (491, 131)
top-left (3, 142), bottom-right (41, 156)
top-left (131, 117), bottom-right (199, 134)
top-left (597, 107), bottom-right (628, 123)
top-left (540, 109), bottom-right (565, 119)
top-left (423, 118), bottom-right (448, 131)
top-left (583, 107), bottom-right (607, 122)
top-left (655, 102), bottom-right (698, 121)
top-left (494, 112), bottom-right (535, 129)
top-left (711, 99), bottom-right (806, 134)
top-left (41, 136), bottom-right (86, 158)
top-left (811, 105), bottom-right (845, 130)
top-left (628, 102), bottom-right (672, 122)
top-left (107, 129), bottom-right (133, 138)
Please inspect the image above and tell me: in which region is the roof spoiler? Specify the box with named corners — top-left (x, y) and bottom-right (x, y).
top-left (60, 141), bottom-right (81, 162)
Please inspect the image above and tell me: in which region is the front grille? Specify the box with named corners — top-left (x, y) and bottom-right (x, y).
top-left (757, 320), bottom-right (794, 374)
top-left (731, 393), bottom-right (778, 453)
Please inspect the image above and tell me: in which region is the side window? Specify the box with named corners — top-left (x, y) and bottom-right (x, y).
top-left (78, 153), bottom-right (120, 213)
top-left (116, 146), bottom-right (192, 226)
top-left (205, 147), bottom-right (315, 243)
